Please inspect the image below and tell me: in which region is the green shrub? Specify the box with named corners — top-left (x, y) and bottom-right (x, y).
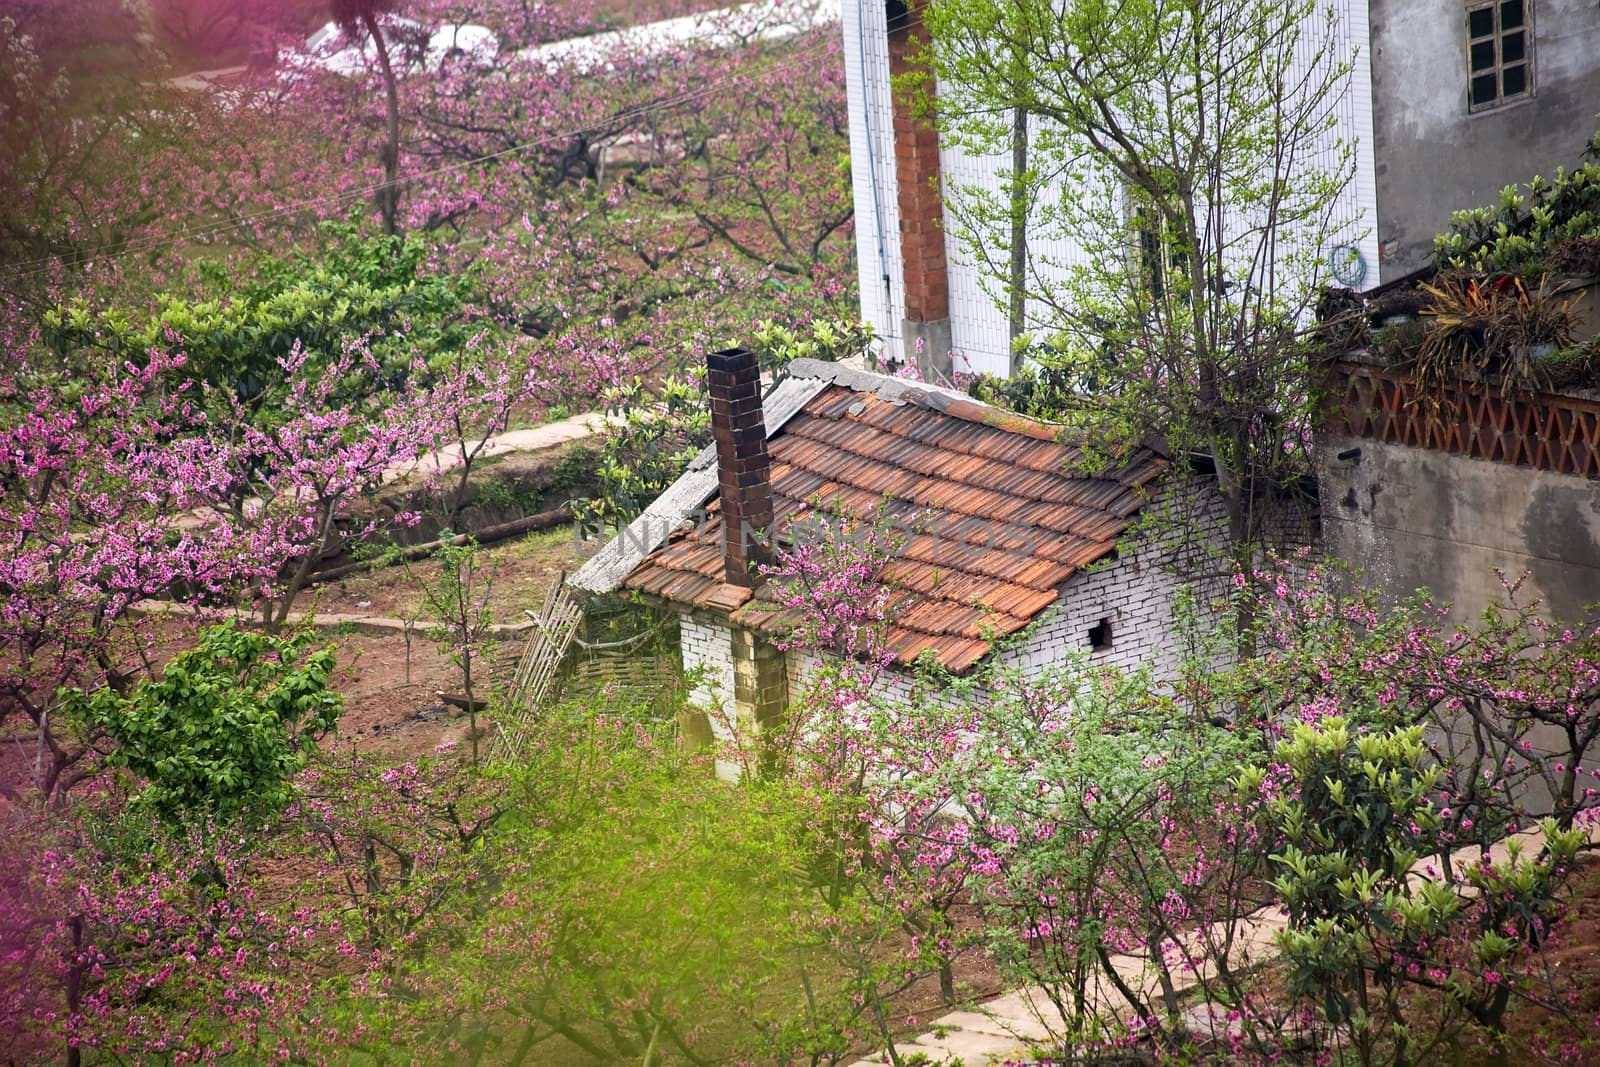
top-left (1250, 717), bottom-right (1586, 1067)
top-left (1436, 135), bottom-right (1600, 275)
top-left (361, 709), bottom-right (881, 1065)
top-left (64, 622), bottom-right (342, 824)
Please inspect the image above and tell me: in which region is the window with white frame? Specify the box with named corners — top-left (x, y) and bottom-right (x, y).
top-left (1467, 0), bottom-right (1532, 111)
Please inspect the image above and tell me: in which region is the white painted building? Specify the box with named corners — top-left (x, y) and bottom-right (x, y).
top-left (844, 0), bottom-right (1600, 377)
top-left (843, 0), bottom-right (1379, 377)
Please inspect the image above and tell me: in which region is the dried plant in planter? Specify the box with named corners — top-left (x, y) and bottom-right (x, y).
top-left (1312, 285), bottom-right (1367, 359)
top-left (1371, 318), bottom-right (1426, 366)
top-left (1365, 285), bottom-right (1431, 326)
top-left (1414, 272), bottom-right (1576, 398)
top-left (1545, 236), bottom-right (1600, 278)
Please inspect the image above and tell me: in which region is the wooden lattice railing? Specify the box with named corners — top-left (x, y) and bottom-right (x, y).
top-left (1324, 361), bottom-right (1600, 478)
top-left (490, 576), bottom-right (583, 762)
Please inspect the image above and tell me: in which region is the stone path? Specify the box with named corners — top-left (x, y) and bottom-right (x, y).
top-left (846, 822), bottom-right (1599, 1066)
top-left (383, 410), bottom-right (619, 486)
top-left (171, 410), bottom-right (616, 532)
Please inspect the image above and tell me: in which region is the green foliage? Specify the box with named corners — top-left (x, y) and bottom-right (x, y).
top-left (370, 709), bottom-right (871, 1065)
top-left (920, 0), bottom-right (1353, 559)
top-left (64, 622), bottom-right (342, 824)
top-left (1436, 134), bottom-right (1600, 275)
top-left (749, 316), bottom-right (876, 374)
top-left (1537, 337), bottom-right (1600, 389)
top-left (1257, 719), bottom-right (1442, 1000)
top-left (41, 219), bottom-right (479, 412)
top-left (1255, 717), bottom-right (1586, 1065)
top-left (417, 535), bottom-right (497, 764)
top-left (965, 360), bottom-right (1083, 420)
top-left (574, 373), bottom-right (712, 536)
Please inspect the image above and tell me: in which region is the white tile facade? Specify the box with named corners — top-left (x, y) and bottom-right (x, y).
top-left (842, 0), bottom-right (1383, 377)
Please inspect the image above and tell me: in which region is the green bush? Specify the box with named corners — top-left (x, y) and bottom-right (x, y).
top-left (1436, 134), bottom-right (1600, 275)
top-left (1249, 717), bottom-right (1586, 1067)
top-left (362, 709), bottom-right (879, 1065)
top-left (574, 373), bottom-right (712, 537)
top-left (64, 622), bottom-right (342, 824)
top-left (41, 220), bottom-right (480, 416)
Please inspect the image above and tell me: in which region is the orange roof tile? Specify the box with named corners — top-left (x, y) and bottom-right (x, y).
top-left (621, 379), bottom-right (1168, 672)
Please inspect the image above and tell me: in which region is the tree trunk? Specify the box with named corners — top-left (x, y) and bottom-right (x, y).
top-left (361, 9), bottom-right (401, 236)
top-left (1008, 104), bottom-right (1029, 373)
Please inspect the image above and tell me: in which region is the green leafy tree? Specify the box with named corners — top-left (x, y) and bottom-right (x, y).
top-left (41, 221), bottom-right (478, 415)
top-left (920, 0), bottom-right (1356, 565)
top-left (1250, 717), bottom-right (1587, 1067)
top-left (575, 373), bottom-right (712, 539)
top-left (64, 622), bottom-right (343, 824)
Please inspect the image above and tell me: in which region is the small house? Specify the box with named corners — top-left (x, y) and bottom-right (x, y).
top-left (572, 352), bottom-right (1242, 757)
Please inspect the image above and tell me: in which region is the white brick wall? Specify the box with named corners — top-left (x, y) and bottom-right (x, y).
top-left (681, 616), bottom-right (736, 712)
top-left (679, 481), bottom-right (1316, 715)
top-left (680, 615), bottom-right (742, 777)
top-left (1001, 481), bottom-right (1235, 679)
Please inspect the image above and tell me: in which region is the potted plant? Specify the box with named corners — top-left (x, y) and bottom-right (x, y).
top-left (1415, 272), bottom-right (1575, 396)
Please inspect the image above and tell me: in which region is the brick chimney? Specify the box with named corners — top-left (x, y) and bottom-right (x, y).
top-left (705, 347), bottom-right (774, 587)
top-left (887, 0), bottom-right (952, 379)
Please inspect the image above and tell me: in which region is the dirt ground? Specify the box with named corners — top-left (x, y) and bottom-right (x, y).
top-left (311, 526), bottom-right (590, 756)
top-left (312, 523), bottom-right (589, 625)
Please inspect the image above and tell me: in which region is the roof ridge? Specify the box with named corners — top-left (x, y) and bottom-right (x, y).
top-left (785, 359), bottom-right (1064, 441)
top-left (785, 359), bottom-right (1172, 458)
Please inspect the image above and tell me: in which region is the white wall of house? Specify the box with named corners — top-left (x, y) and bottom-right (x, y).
top-left (682, 615), bottom-right (737, 710)
top-left (1003, 550), bottom-right (1206, 681)
top-left (842, 0), bottom-right (1381, 378)
top-left (680, 615), bottom-right (742, 777)
top-left (843, 0), bottom-right (909, 366)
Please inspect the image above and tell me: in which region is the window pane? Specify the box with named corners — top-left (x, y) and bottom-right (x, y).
top-left (1472, 72), bottom-right (1499, 106)
top-left (1500, 0), bottom-right (1524, 30)
top-left (1469, 6), bottom-right (1494, 37)
top-left (1503, 63), bottom-right (1527, 97)
top-left (1502, 30), bottom-right (1525, 63)
top-left (1471, 39), bottom-right (1497, 71)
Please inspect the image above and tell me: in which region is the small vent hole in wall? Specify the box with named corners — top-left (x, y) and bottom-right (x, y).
top-left (1087, 618), bottom-right (1113, 652)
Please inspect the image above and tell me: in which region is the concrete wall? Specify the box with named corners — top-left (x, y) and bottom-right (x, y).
top-left (1316, 432), bottom-right (1600, 619)
top-left (1368, 0), bottom-right (1600, 281)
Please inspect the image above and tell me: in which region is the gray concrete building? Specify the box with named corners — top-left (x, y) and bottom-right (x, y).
top-left (1370, 0), bottom-right (1600, 281)
top-left (1317, 353), bottom-right (1600, 621)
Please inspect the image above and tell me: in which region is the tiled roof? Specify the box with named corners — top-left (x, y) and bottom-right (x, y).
top-left (623, 371), bottom-right (1169, 673)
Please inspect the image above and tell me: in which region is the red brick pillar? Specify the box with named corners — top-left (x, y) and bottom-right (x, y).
top-left (706, 347), bottom-right (774, 587)
top-left (887, 0), bottom-right (952, 378)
